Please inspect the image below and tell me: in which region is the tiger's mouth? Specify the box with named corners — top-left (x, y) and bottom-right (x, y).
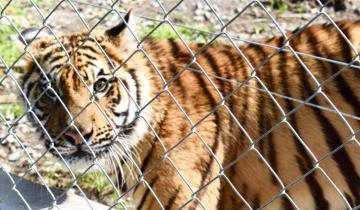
top-left (45, 125), bottom-right (135, 165)
top-left (43, 135), bottom-right (113, 164)
top-left (70, 149), bottom-right (93, 159)
top-left (40, 118), bottom-right (138, 171)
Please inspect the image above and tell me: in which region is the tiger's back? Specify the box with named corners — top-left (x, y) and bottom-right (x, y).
top-left (18, 16), bottom-right (360, 210)
top-left (136, 20), bottom-right (360, 209)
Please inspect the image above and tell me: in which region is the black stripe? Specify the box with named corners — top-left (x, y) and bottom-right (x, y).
top-left (223, 47), bottom-right (259, 187)
top-left (264, 44), bottom-right (280, 184)
top-left (217, 47), bottom-right (245, 192)
top-left (136, 106), bottom-right (167, 179)
top-left (105, 86), bottom-right (118, 100)
top-left (80, 52), bottom-right (97, 60)
top-left (79, 60), bottom-right (98, 68)
top-left (308, 25), bottom-right (360, 122)
top-left (65, 66), bottom-right (71, 79)
top-left (188, 73), bottom-right (219, 137)
top-left (140, 138), bottom-right (156, 173)
top-left (281, 196), bottom-right (295, 210)
top-left (168, 63), bottom-right (187, 99)
top-left (239, 45), bottom-right (259, 127)
top-left (49, 64), bottom-right (63, 72)
top-left (48, 55), bottom-right (65, 64)
top-left (133, 137), bottom-right (158, 194)
top-left (193, 72), bottom-right (221, 203)
top-left (80, 45), bottom-right (99, 54)
top-left (82, 70), bottom-right (89, 80)
top-left (258, 134), bottom-right (266, 155)
top-left (168, 40), bottom-right (222, 204)
top-left (279, 35), bottom-right (329, 209)
top-left (23, 68), bottom-right (38, 96)
top-left (344, 192), bottom-right (355, 206)
top-left (97, 68), bottom-right (111, 77)
top-left (266, 121), bottom-right (277, 182)
top-left (331, 27), bottom-right (360, 122)
top-left (330, 67), bottom-right (360, 117)
top-left (122, 71), bottom-right (135, 125)
top-left (120, 182), bottom-right (128, 193)
top-left (121, 79), bottom-right (129, 90)
top-left (168, 38), bottom-right (182, 58)
top-left (137, 176), bottom-right (158, 210)
top-left (253, 194), bottom-right (261, 209)
top-left (164, 189), bottom-right (179, 210)
top-left (304, 27), bottom-right (360, 204)
top-left (141, 146), bottom-right (155, 172)
top-left (43, 46), bottom-right (66, 63)
top-left (297, 157), bottom-right (330, 210)
top-left (43, 51), bottom-right (52, 62)
top-left (303, 92), bottom-right (360, 206)
top-left (90, 65), bottom-right (95, 81)
top-left (128, 68), bottom-right (140, 107)
top-left (252, 43), bottom-right (279, 184)
top-left (22, 66), bottom-right (37, 83)
top-left (201, 48), bottom-right (226, 95)
top-left (241, 183), bottom-right (250, 206)
top-left (217, 47), bottom-right (250, 200)
top-left (219, 47), bottom-right (248, 126)
top-left (167, 39), bottom-right (192, 75)
top-left (166, 39), bottom-right (191, 95)
top-left (24, 81), bottom-right (36, 97)
top-left (168, 63), bottom-right (190, 138)
top-left (113, 111), bottom-right (128, 117)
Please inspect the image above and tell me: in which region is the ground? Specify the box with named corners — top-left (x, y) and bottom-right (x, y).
top-left (0, 0), bottom-right (359, 207)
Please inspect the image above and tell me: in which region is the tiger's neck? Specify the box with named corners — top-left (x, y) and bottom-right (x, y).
top-left (119, 38), bottom-right (257, 192)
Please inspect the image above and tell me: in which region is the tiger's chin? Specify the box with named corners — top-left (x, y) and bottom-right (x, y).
top-left (43, 125), bottom-right (141, 175)
top-left (49, 146), bottom-right (115, 174)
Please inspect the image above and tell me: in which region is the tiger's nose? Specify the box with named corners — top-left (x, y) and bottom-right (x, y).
top-left (63, 128), bottom-right (93, 146)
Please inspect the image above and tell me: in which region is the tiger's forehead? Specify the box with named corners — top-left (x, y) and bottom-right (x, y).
top-left (38, 35), bottom-right (114, 80)
top-left (41, 35), bottom-right (104, 60)
top-left (41, 33), bottom-right (104, 48)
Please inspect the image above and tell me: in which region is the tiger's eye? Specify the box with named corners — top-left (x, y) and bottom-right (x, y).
top-left (45, 89), bottom-right (57, 100)
top-left (94, 78), bottom-right (108, 92)
top-left (41, 82), bottom-right (57, 101)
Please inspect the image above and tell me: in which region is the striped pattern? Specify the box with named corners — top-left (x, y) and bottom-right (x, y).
top-left (19, 20), bottom-right (360, 210)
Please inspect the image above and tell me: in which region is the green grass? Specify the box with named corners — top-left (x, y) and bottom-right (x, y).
top-left (252, 24), bottom-right (270, 35)
top-left (0, 2), bottom-right (27, 121)
top-left (32, 0), bottom-right (45, 4)
top-left (0, 103), bottom-right (24, 118)
top-left (0, 3), bottom-right (25, 120)
top-left (0, 24), bottom-right (20, 65)
top-left (77, 171), bottom-right (122, 205)
top-left (0, 1), bottom-right (27, 65)
top-left (77, 172), bottom-right (131, 209)
top-left (78, 172), bottom-right (114, 194)
top-left (270, 0), bottom-right (289, 14)
top-left (140, 21), bottom-right (212, 43)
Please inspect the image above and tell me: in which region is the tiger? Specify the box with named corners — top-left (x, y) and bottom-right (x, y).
top-left (17, 10), bottom-right (360, 210)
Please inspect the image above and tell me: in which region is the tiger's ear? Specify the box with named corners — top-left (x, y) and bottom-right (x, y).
top-left (16, 28), bottom-right (51, 69)
top-left (17, 28), bottom-right (50, 47)
top-left (105, 10), bottom-right (137, 48)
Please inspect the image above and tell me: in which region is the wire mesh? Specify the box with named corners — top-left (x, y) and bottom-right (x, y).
top-left (0, 0), bottom-right (359, 209)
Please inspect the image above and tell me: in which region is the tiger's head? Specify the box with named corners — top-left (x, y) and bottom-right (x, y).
top-left (18, 12), bottom-right (153, 172)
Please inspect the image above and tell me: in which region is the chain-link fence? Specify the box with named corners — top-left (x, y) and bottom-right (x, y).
top-left (0, 0), bottom-right (359, 209)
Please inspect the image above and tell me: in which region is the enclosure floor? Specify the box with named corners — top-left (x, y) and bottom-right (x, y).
top-left (0, 171), bottom-right (109, 210)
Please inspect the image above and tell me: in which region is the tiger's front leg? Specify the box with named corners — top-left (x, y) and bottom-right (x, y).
top-left (132, 130), bottom-right (225, 210)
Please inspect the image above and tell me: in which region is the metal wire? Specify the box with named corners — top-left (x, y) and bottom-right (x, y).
top-left (0, 0), bottom-right (359, 210)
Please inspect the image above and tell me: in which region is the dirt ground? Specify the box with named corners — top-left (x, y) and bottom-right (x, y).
top-left (1, 0), bottom-right (360, 207)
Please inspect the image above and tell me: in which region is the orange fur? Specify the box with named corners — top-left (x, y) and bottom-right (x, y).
top-left (21, 20), bottom-right (360, 210)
